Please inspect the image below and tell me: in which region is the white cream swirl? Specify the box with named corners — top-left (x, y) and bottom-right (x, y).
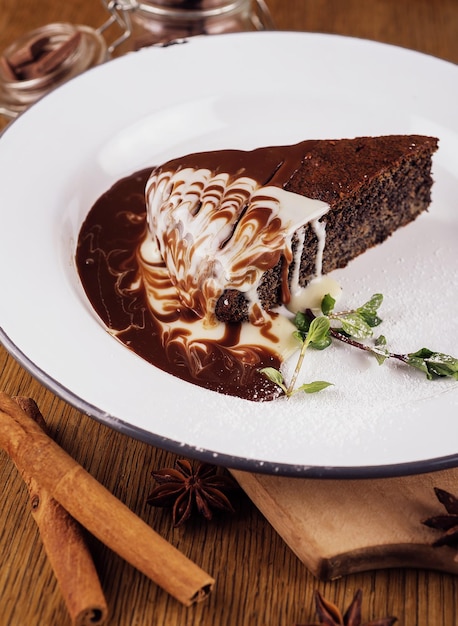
top-left (145, 167), bottom-right (330, 325)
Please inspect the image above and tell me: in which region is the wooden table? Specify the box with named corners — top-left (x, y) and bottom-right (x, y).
top-left (1, 1), bottom-right (457, 624)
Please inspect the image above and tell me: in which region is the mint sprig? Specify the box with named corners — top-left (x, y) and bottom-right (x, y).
top-left (260, 315), bottom-right (333, 398)
top-left (328, 293), bottom-right (383, 339)
top-left (260, 292), bottom-right (458, 398)
top-left (405, 348), bottom-right (458, 380)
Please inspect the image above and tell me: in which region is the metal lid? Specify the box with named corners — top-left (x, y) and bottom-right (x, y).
top-left (145, 0), bottom-right (247, 7)
top-left (104, 0), bottom-right (274, 25)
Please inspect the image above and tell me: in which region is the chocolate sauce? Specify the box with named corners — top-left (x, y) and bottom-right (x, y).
top-left (76, 168), bottom-right (282, 401)
top-left (76, 135), bottom-right (438, 402)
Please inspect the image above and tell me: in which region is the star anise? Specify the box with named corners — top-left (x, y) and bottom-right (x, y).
top-left (297, 589), bottom-right (397, 626)
top-left (422, 487), bottom-right (458, 547)
top-left (146, 458), bottom-right (239, 527)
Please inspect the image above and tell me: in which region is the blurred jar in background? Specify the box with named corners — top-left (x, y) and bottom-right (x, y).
top-left (105, 0), bottom-right (275, 53)
top-left (0, 1), bottom-right (274, 119)
top-left (0, 23), bottom-right (107, 120)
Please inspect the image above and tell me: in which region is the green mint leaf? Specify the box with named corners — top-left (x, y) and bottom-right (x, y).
top-left (357, 293), bottom-right (383, 327)
top-left (307, 316), bottom-right (331, 345)
top-left (292, 330), bottom-right (304, 345)
top-left (373, 335), bottom-right (389, 365)
top-left (297, 380), bottom-right (333, 394)
top-left (294, 311), bottom-right (332, 349)
top-left (407, 356), bottom-right (430, 378)
top-left (259, 367), bottom-right (288, 392)
top-left (406, 348), bottom-right (458, 380)
top-left (293, 311), bottom-right (311, 338)
top-left (321, 293), bottom-right (336, 316)
top-left (338, 313), bottom-right (373, 339)
top-left (310, 335), bottom-right (333, 351)
top-left (358, 293), bottom-right (383, 314)
top-left (359, 311), bottom-right (383, 327)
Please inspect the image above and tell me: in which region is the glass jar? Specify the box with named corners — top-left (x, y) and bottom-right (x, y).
top-left (0, 1), bottom-right (274, 120)
top-left (102, 0), bottom-right (275, 53)
top-left (0, 23), bottom-right (107, 120)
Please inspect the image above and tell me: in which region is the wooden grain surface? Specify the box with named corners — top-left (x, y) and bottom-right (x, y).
top-left (232, 468), bottom-right (458, 581)
top-left (1, 1), bottom-right (458, 625)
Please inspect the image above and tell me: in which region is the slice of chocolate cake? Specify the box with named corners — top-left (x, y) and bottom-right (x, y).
top-left (145, 135), bottom-right (438, 324)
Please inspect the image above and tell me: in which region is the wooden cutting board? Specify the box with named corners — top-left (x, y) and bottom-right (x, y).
top-left (231, 467), bottom-right (458, 580)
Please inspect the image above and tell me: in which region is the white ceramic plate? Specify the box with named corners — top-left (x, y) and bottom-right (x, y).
top-left (1, 32), bottom-right (457, 477)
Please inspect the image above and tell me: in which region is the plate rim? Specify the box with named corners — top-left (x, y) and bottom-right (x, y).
top-left (1, 30), bottom-right (457, 478)
top-left (3, 330), bottom-right (458, 479)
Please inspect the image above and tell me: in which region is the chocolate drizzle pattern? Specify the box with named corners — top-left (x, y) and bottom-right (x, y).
top-left (145, 165), bottom-right (328, 325)
top-left (76, 169), bottom-right (293, 401)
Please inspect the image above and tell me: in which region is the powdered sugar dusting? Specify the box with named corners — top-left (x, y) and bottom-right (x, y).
top-left (171, 206), bottom-right (458, 469)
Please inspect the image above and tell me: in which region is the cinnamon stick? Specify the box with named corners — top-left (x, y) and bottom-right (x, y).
top-left (13, 397), bottom-right (108, 626)
top-left (0, 392), bottom-right (214, 606)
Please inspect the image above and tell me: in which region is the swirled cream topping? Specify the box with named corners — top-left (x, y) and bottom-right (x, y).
top-left (145, 166), bottom-right (330, 325)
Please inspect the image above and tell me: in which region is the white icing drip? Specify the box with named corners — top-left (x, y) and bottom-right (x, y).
top-left (311, 217), bottom-right (327, 277)
top-left (145, 167), bottom-right (330, 323)
top-left (289, 225), bottom-right (306, 294)
top-left (287, 217), bottom-right (342, 312)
